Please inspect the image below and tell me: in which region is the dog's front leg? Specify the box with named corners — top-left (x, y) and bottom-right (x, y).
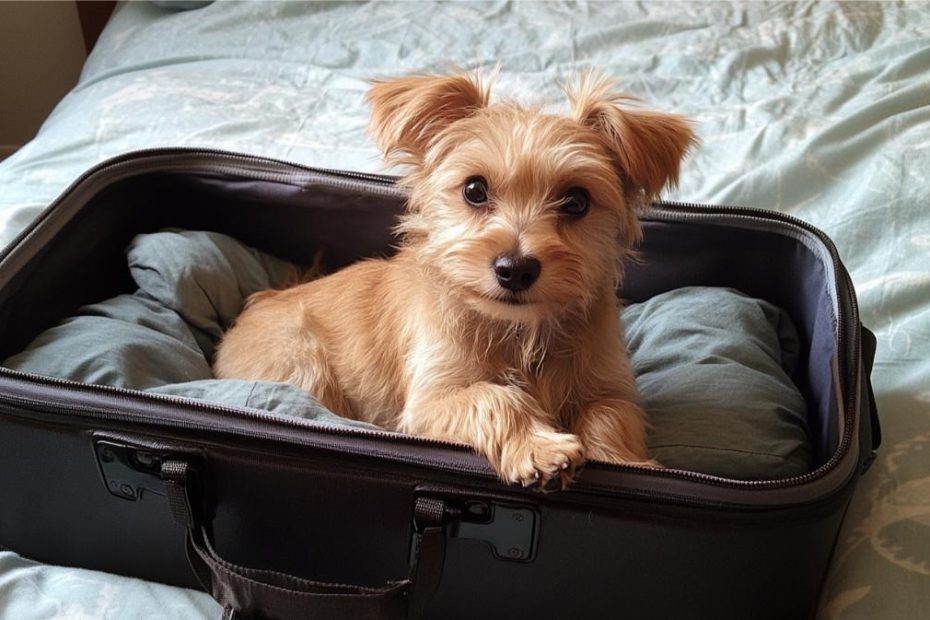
top-left (401, 382), bottom-right (584, 489)
top-left (571, 397), bottom-right (658, 466)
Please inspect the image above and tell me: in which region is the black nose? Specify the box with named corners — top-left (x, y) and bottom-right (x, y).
top-left (493, 254), bottom-right (541, 292)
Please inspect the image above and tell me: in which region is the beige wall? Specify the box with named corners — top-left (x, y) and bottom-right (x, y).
top-left (0, 1), bottom-right (87, 159)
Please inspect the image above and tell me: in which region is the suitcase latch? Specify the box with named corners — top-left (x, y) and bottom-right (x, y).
top-left (451, 500), bottom-right (538, 562)
top-left (94, 439), bottom-right (167, 501)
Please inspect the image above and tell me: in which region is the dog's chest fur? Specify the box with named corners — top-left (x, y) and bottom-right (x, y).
top-left (410, 296), bottom-right (617, 427)
top-left (487, 326), bottom-right (593, 423)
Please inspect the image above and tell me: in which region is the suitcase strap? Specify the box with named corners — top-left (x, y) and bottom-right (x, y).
top-left (161, 459), bottom-right (448, 620)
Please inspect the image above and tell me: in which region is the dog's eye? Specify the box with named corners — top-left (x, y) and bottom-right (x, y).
top-left (560, 187), bottom-right (590, 217)
top-left (463, 177), bottom-right (489, 207)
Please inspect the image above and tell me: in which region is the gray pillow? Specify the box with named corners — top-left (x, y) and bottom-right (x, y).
top-left (127, 229), bottom-right (299, 360)
top-left (2, 294), bottom-right (212, 390)
top-left (151, 379), bottom-right (381, 431)
top-left (626, 287), bottom-right (811, 478)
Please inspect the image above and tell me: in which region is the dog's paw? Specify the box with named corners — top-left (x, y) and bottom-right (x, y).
top-left (498, 431), bottom-right (585, 491)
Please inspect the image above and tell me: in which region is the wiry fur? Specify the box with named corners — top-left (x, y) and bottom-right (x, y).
top-left (214, 71), bottom-right (696, 489)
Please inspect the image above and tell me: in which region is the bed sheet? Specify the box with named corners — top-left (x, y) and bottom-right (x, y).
top-left (1, 2), bottom-right (928, 618)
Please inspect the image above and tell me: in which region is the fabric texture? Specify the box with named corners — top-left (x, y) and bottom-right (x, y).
top-left (3, 229), bottom-right (377, 431)
top-left (150, 379), bottom-right (381, 430)
top-left (0, 551), bottom-right (218, 620)
top-left (0, 2), bottom-right (927, 618)
top-left (628, 287), bottom-right (811, 478)
top-left (2, 294), bottom-right (211, 390)
top-left (127, 229), bottom-right (300, 360)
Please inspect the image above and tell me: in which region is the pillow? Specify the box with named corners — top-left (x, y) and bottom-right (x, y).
top-left (626, 287), bottom-right (811, 478)
top-left (3, 231), bottom-right (811, 479)
top-left (151, 380), bottom-right (381, 431)
top-left (127, 229), bottom-right (299, 360)
top-left (2, 294), bottom-right (212, 390)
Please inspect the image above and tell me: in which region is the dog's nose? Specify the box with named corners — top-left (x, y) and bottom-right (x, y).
top-left (493, 254), bottom-right (541, 292)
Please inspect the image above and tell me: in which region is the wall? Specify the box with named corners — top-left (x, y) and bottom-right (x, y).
top-left (0, 1), bottom-right (87, 160)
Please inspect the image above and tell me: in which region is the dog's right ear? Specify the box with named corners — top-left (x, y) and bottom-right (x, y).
top-left (367, 73), bottom-right (489, 167)
top-left (566, 72), bottom-right (696, 199)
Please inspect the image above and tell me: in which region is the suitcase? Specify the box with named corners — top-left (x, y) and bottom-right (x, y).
top-left (0, 149), bottom-right (880, 620)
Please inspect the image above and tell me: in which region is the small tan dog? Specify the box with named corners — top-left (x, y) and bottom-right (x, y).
top-left (214, 72), bottom-right (695, 489)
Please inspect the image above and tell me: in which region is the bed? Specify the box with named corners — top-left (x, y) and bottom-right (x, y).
top-left (0, 2), bottom-right (927, 618)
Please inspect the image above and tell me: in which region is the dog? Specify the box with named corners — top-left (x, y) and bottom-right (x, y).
top-left (213, 71), bottom-right (695, 489)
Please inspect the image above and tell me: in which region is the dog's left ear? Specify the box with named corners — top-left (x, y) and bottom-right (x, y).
top-left (567, 74), bottom-right (696, 198)
top-left (367, 73), bottom-right (489, 167)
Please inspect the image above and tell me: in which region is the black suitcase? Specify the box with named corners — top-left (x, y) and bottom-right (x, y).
top-left (0, 149), bottom-right (880, 620)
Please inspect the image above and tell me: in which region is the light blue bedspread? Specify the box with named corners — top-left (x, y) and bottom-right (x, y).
top-left (1, 2), bottom-right (928, 619)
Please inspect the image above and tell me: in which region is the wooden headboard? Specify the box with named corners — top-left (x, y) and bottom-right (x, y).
top-left (76, 1), bottom-right (117, 53)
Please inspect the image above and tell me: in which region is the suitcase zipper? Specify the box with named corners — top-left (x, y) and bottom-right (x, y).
top-left (0, 388), bottom-right (490, 476)
top-left (0, 356), bottom-right (857, 495)
top-left (0, 389), bottom-right (774, 509)
top-left (0, 369), bottom-right (475, 457)
top-left (0, 149), bottom-right (863, 497)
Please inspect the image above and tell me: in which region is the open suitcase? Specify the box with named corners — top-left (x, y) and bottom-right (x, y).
top-left (0, 149), bottom-right (880, 620)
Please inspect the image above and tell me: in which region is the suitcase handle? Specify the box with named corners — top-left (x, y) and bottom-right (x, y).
top-left (160, 459), bottom-right (448, 620)
top-left (860, 325), bottom-right (881, 468)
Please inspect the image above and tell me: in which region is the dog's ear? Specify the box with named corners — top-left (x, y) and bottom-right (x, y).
top-left (367, 73), bottom-right (489, 167)
top-left (566, 73), bottom-right (696, 198)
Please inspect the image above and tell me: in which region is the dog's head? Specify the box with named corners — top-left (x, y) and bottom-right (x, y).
top-left (368, 72), bottom-right (695, 324)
